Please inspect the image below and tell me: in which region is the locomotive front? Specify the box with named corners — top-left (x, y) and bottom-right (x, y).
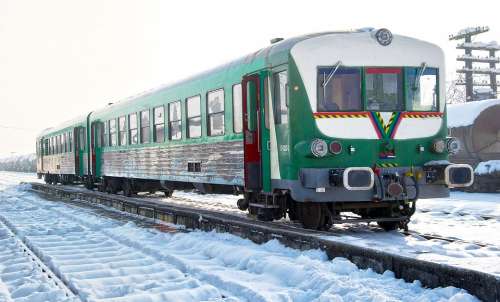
top-left (278, 29), bottom-right (473, 229)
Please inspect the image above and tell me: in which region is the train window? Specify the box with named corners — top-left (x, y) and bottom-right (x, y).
top-left (140, 110), bottom-right (150, 144)
top-left (232, 84), bottom-right (243, 133)
top-left (318, 67), bottom-right (361, 112)
top-left (68, 132), bottom-right (72, 152)
top-left (153, 106), bottom-right (165, 142)
top-left (207, 89), bottom-right (225, 136)
top-left (169, 101), bottom-right (182, 140)
top-left (118, 116), bottom-right (126, 146)
top-left (366, 68), bottom-right (403, 112)
top-left (187, 96), bottom-right (201, 138)
top-left (407, 67), bottom-right (438, 112)
top-left (57, 135), bottom-right (61, 154)
top-left (80, 127), bottom-right (86, 150)
top-left (129, 113), bottom-right (138, 145)
top-left (109, 119), bottom-right (117, 146)
top-left (49, 137), bottom-right (53, 155)
top-left (273, 71), bottom-right (288, 124)
top-left (63, 133), bottom-right (67, 153)
top-left (103, 122), bottom-right (109, 147)
top-left (44, 139), bottom-right (49, 155)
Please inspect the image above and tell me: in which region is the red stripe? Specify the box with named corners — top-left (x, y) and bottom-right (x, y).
top-left (366, 68), bottom-right (402, 74)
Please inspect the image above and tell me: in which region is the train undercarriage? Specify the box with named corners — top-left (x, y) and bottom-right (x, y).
top-left (40, 173), bottom-right (416, 231)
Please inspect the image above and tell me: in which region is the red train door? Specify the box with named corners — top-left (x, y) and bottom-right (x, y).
top-left (242, 74), bottom-right (261, 190)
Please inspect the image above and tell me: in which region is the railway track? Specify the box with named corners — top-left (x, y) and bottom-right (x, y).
top-left (25, 182), bottom-right (500, 302)
top-left (0, 214), bottom-right (79, 302)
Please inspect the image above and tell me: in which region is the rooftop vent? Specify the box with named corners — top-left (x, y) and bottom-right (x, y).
top-left (270, 37), bottom-right (284, 44)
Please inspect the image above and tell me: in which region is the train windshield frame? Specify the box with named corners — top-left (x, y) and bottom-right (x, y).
top-left (316, 66), bottom-right (439, 113)
top-left (406, 67), bottom-right (439, 112)
top-left (317, 67), bottom-right (362, 112)
top-left (365, 68), bottom-right (404, 112)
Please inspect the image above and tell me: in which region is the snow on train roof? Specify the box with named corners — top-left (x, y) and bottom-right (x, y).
top-left (447, 99), bottom-right (500, 128)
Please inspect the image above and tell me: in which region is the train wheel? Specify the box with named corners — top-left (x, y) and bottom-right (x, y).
top-left (297, 203), bottom-right (323, 230)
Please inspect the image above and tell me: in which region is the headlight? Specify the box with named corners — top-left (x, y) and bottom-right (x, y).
top-left (311, 139), bottom-right (328, 157)
top-left (432, 139), bottom-right (446, 153)
top-left (446, 137), bottom-right (461, 154)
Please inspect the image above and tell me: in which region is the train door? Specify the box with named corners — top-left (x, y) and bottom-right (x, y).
top-left (90, 121), bottom-right (103, 178)
top-left (242, 72), bottom-right (271, 192)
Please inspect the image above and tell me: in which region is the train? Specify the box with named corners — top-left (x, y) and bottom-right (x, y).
top-left (36, 28), bottom-right (474, 231)
top-left (448, 99), bottom-right (500, 192)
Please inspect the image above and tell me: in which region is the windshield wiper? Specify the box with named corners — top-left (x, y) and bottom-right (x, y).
top-left (413, 62), bottom-right (427, 90)
top-left (322, 61), bottom-right (343, 88)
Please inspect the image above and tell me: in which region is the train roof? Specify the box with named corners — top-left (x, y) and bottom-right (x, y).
top-left (37, 114), bottom-right (87, 138)
top-left (90, 30), bottom-right (359, 118)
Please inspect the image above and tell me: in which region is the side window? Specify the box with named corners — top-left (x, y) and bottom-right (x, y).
top-left (153, 106), bottom-right (165, 143)
top-left (68, 132), bottom-right (72, 152)
top-left (80, 127), bottom-right (86, 150)
top-left (109, 120), bottom-right (117, 146)
top-left (140, 110), bottom-right (150, 144)
top-left (187, 96), bottom-right (201, 138)
top-left (169, 101), bottom-right (182, 140)
top-left (57, 135), bottom-right (61, 154)
top-left (207, 89), bottom-right (225, 136)
top-left (44, 139), bottom-right (49, 155)
top-left (118, 116), bottom-right (126, 146)
top-left (129, 113), bottom-right (138, 145)
top-left (232, 84), bottom-right (243, 133)
top-left (103, 122), bottom-right (108, 147)
top-left (273, 71), bottom-right (288, 124)
top-left (63, 133), bottom-right (67, 153)
top-left (50, 137), bottom-right (53, 154)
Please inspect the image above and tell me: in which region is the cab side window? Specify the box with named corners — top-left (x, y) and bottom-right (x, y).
top-left (273, 71), bottom-right (288, 124)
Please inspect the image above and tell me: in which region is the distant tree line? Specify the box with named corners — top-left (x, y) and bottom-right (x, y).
top-left (0, 154), bottom-right (36, 173)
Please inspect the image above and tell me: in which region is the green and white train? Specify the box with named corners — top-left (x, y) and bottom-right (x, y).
top-left (36, 29), bottom-right (473, 230)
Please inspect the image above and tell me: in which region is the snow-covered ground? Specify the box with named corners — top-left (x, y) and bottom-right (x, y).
top-left (0, 172), bottom-right (480, 301)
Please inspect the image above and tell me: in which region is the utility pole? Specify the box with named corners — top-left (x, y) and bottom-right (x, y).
top-left (449, 26), bottom-right (500, 102)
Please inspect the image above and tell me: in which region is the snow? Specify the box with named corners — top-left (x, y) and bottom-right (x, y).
top-left (0, 172), bottom-right (481, 301)
top-left (474, 160), bottom-right (500, 175)
top-left (447, 98), bottom-right (500, 127)
top-left (458, 41), bottom-right (500, 50)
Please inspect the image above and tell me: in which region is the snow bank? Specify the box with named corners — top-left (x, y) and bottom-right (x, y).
top-left (474, 160), bottom-right (500, 175)
top-left (447, 99), bottom-right (500, 128)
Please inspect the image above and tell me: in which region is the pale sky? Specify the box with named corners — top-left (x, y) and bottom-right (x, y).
top-left (1, 0), bottom-right (499, 156)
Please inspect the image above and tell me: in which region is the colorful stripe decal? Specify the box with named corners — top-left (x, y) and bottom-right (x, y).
top-left (313, 112), bottom-right (369, 119)
top-left (377, 163), bottom-right (399, 168)
top-left (313, 111), bottom-right (443, 138)
top-left (402, 112), bottom-right (443, 118)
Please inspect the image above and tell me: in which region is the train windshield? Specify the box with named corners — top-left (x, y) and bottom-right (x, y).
top-left (317, 67), bottom-right (361, 112)
top-left (366, 68), bottom-right (404, 112)
top-left (407, 67), bottom-right (438, 112)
